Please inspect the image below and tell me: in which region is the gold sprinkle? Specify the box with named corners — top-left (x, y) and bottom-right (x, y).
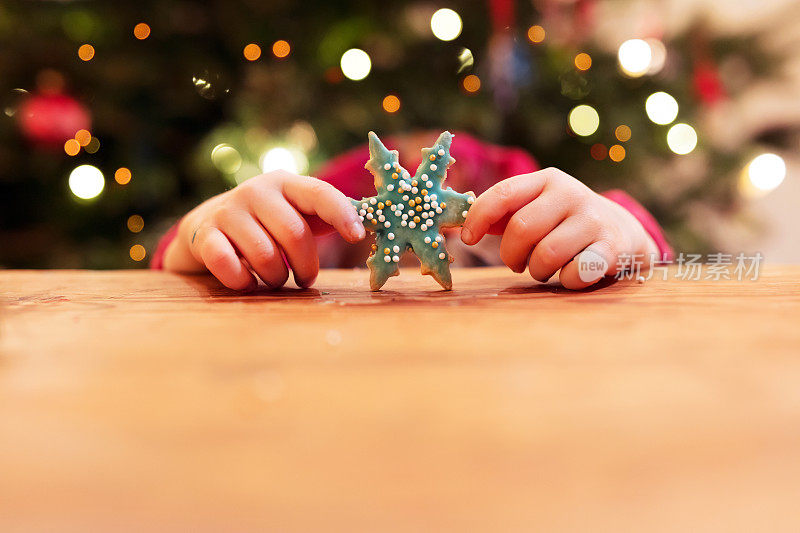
top-left (371, 244), bottom-right (377, 251)
top-left (415, 206), bottom-right (422, 212)
top-left (429, 154), bottom-right (436, 161)
top-left (384, 248), bottom-right (390, 254)
top-left (377, 202), bottom-right (384, 209)
top-left (371, 219), bottom-right (377, 225)
top-left (411, 180), bottom-right (418, 187)
top-left (421, 189), bottom-right (428, 195)
top-left (408, 199), bottom-right (415, 207)
top-left (432, 242), bottom-right (438, 248)
top-left (392, 173), bottom-right (398, 179)
top-left (440, 202), bottom-right (446, 208)
top-left (415, 197), bottom-right (422, 203)
top-left (385, 200), bottom-right (392, 206)
top-left (414, 216), bottom-right (420, 224)
top-left (367, 206), bottom-right (374, 213)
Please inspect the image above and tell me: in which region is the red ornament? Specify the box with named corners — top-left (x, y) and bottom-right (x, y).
top-left (17, 93), bottom-right (91, 147)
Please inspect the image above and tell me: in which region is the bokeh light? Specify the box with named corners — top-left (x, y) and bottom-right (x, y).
top-left (115, 167), bottom-right (132, 185)
top-left (64, 139), bottom-right (80, 156)
top-left (666, 123), bottom-right (698, 155)
top-left (260, 147), bottom-right (307, 174)
top-left (340, 48), bottom-right (371, 81)
top-left (75, 129), bottom-right (91, 146)
top-left (590, 143), bottom-right (607, 161)
top-left (747, 153), bottom-right (786, 192)
top-left (568, 104), bottom-right (600, 136)
top-left (85, 136), bottom-right (100, 154)
top-left (272, 40), bottom-right (291, 58)
top-left (527, 25), bottom-right (545, 43)
top-left (129, 244), bottom-right (146, 262)
top-left (457, 48), bottom-right (474, 74)
top-left (609, 144), bottom-right (626, 162)
top-left (243, 43), bottom-right (261, 61)
top-left (69, 164), bottom-right (105, 200)
top-left (615, 125), bottom-right (632, 142)
top-left (133, 23), bottom-right (150, 40)
top-left (211, 143), bottom-right (242, 174)
top-left (462, 74), bottom-right (481, 93)
top-left (574, 52), bottom-right (592, 71)
top-left (78, 44), bottom-right (95, 61)
top-left (646, 38), bottom-right (667, 75)
top-left (430, 8), bottom-right (462, 41)
top-left (618, 39), bottom-right (651, 77)
top-left (382, 94), bottom-right (400, 113)
top-left (645, 92), bottom-right (679, 125)
top-left (127, 215), bottom-right (144, 233)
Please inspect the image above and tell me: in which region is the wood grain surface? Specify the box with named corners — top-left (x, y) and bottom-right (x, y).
top-left (1, 267), bottom-right (800, 532)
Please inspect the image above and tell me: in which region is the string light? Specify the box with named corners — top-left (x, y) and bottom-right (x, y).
top-left (666, 123), bottom-right (697, 155)
top-left (272, 40), bottom-right (291, 58)
top-left (574, 52), bottom-right (592, 71)
top-left (78, 44), bottom-right (95, 61)
top-left (127, 215), bottom-right (145, 233)
top-left (75, 129), bottom-right (91, 146)
top-left (609, 144), bottom-right (626, 162)
top-left (243, 43), bottom-right (262, 61)
top-left (527, 25), bottom-right (545, 43)
top-left (382, 94), bottom-right (400, 113)
top-left (747, 153), bottom-right (786, 192)
top-left (115, 167), bottom-right (132, 185)
top-left (645, 92), bottom-right (679, 125)
top-left (133, 23), bottom-right (151, 40)
top-left (568, 105), bottom-right (599, 136)
top-left (130, 244), bottom-right (147, 262)
top-left (615, 125), bottom-right (632, 142)
top-left (618, 39), bottom-right (651, 77)
top-left (430, 8), bottom-right (462, 41)
top-left (462, 74), bottom-right (481, 93)
top-left (340, 48), bottom-right (371, 81)
top-left (64, 139), bottom-right (80, 156)
top-left (69, 165), bottom-right (105, 200)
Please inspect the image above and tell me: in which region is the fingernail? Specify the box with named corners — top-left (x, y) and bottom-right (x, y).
top-left (350, 220), bottom-right (366, 240)
top-left (461, 227), bottom-right (473, 244)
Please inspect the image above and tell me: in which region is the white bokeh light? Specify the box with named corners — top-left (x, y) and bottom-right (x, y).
top-left (68, 164), bottom-right (105, 200)
top-left (340, 48), bottom-right (372, 81)
top-left (618, 39), bottom-right (652, 77)
top-left (666, 123), bottom-right (698, 155)
top-left (430, 8), bottom-right (462, 41)
top-left (747, 153), bottom-right (786, 192)
top-left (645, 92), bottom-right (679, 125)
top-left (568, 105), bottom-right (600, 137)
top-left (260, 147), bottom-right (308, 174)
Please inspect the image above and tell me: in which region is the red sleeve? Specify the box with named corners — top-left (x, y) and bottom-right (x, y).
top-left (601, 190), bottom-right (673, 261)
top-left (149, 220), bottom-right (180, 270)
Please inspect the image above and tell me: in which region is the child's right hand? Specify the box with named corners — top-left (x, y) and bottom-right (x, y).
top-left (163, 170), bottom-right (366, 290)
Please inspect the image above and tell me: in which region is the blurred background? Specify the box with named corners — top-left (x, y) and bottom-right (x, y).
top-left (1, 0), bottom-right (798, 269)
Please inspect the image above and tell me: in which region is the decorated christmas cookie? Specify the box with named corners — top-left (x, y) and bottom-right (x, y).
top-left (350, 131), bottom-right (475, 291)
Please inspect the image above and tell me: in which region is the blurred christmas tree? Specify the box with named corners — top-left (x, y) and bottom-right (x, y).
top-left (0, 0), bottom-right (795, 268)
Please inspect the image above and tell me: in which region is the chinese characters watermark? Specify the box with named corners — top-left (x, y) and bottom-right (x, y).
top-left (610, 252), bottom-right (764, 281)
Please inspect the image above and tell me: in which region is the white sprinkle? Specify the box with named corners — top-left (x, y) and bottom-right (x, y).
top-left (435, 235), bottom-right (443, 242)
top-left (431, 194), bottom-right (438, 200)
top-left (386, 184), bottom-right (394, 191)
top-left (430, 164), bottom-right (437, 171)
top-left (366, 213), bottom-right (373, 220)
top-left (392, 245), bottom-right (400, 253)
top-left (411, 187), bottom-right (418, 194)
top-left (438, 149), bottom-right (445, 156)
top-left (392, 255), bottom-right (400, 262)
top-left (436, 207), bottom-right (443, 214)
top-left (398, 180), bottom-right (406, 188)
top-left (401, 220), bottom-right (407, 226)
top-left (420, 224), bottom-right (428, 231)
top-left (428, 211), bottom-right (435, 218)
top-left (403, 183), bottom-right (412, 191)
top-left (402, 214), bottom-right (408, 220)
top-left (403, 171), bottom-right (410, 179)
top-left (376, 209), bottom-right (382, 216)
top-left (359, 209), bottom-right (366, 215)
top-left (421, 173), bottom-right (428, 180)
top-left (423, 195), bottom-right (430, 202)
top-left (402, 195), bottom-right (409, 201)
top-left (424, 236), bottom-right (431, 243)
top-left (467, 196), bottom-right (475, 204)
top-left (409, 221), bottom-right (416, 229)
top-left (384, 256), bottom-right (391, 263)
top-left (421, 212), bottom-right (428, 219)
top-left (462, 210), bottom-right (468, 218)
top-left (423, 203), bottom-right (430, 209)
top-left (362, 203), bottom-right (368, 209)
top-left (378, 215), bottom-right (385, 222)
top-left (388, 232), bottom-right (395, 240)
top-left (384, 221), bottom-right (391, 228)
top-left (426, 181), bottom-right (434, 189)
top-left (369, 198), bottom-right (377, 205)
top-left (384, 163), bottom-right (391, 170)
top-left (439, 252), bottom-right (446, 260)
top-left (359, 216), bottom-right (364, 221)
top-left (396, 204), bottom-right (404, 210)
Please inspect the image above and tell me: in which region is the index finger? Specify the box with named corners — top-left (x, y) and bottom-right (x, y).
top-left (281, 175), bottom-right (366, 243)
top-left (461, 171), bottom-right (549, 245)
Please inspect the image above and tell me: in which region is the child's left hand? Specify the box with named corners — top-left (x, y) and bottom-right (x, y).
top-left (460, 168), bottom-right (659, 289)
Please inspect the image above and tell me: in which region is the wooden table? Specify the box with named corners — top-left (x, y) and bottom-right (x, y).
top-left (1, 267), bottom-right (800, 532)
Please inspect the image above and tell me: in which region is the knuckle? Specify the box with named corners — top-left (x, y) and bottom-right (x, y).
top-left (282, 218), bottom-right (309, 244)
top-left (505, 213), bottom-right (530, 238)
top-left (204, 247), bottom-right (232, 271)
top-left (250, 240), bottom-right (277, 267)
top-left (532, 240), bottom-right (559, 269)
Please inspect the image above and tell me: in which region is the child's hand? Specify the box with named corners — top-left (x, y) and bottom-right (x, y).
top-left (461, 168), bottom-right (659, 289)
top-left (163, 171), bottom-right (366, 290)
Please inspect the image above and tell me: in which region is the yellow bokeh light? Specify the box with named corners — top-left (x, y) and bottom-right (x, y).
top-left (127, 215), bottom-right (145, 233)
top-left (75, 129), bottom-right (91, 146)
top-left (272, 40), bottom-right (291, 58)
top-left (130, 244), bottom-right (147, 262)
top-left (462, 74), bottom-right (481, 93)
top-left (115, 167), bottom-right (132, 185)
top-left (430, 8), bottom-right (462, 41)
top-left (609, 144), bottom-right (626, 162)
top-left (68, 165), bottom-right (105, 200)
top-left (666, 123), bottom-right (698, 155)
top-left (574, 52), bottom-right (592, 71)
top-left (618, 39), bottom-right (651, 77)
top-left (747, 153), bottom-right (786, 192)
top-left (568, 105), bottom-right (600, 136)
top-left (211, 143), bottom-right (242, 174)
top-left (64, 139), bottom-right (80, 156)
top-left (615, 125), bottom-right (632, 142)
top-left (382, 94), bottom-right (401, 113)
top-left (527, 25), bottom-right (545, 43)
top-left (85, 137), bottom-right (100, 154)
top-left (78, 44), bottom-right (95, 61)
top-left (645, 92), bottom-right (679, 125)
top-left (243, 43), bottom-right (262, 61)
top-left (340, 48), bottom-right (371, 81)
top-left (133, 23), bottom-right (151, 40)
